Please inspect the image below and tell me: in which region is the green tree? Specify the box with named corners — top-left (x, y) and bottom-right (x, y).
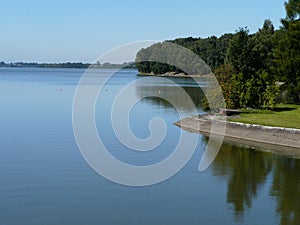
top-left (252, 19), bottom-right (275, 73)
top-left (214, 64), bottom-right (240, 108)
top-left (226, 23), bottom-right (279, 108)
top-left (226, 27), bottom-right (260, 108)
top-left (226, 27), bottom-right (255, 78)
top-left (284, 0), bottom-right (300, 20)
top-left (273, 0), bottom-right (300, 102)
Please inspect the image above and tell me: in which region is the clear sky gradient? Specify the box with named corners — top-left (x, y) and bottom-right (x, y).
top-left (0, 0), bottom-right (286, 63)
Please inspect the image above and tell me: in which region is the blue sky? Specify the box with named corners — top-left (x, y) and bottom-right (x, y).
top-left (0, 0), bottom-right (286, 63)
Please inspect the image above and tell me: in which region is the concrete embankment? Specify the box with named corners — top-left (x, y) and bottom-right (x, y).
top-left (175, 115), bottom-right (300, 157)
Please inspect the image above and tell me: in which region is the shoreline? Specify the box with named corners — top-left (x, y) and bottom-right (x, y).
top-left (175, 115), bottom-right (300, 157)
top-left (137, 72), bottom-right (211, 78)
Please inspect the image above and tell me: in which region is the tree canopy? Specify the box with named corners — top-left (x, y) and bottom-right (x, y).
top-left (273, 0), bottom-right (300, 102)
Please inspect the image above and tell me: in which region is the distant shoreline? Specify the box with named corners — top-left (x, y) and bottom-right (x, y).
top-left (0, 61), bottom-right (136, 69)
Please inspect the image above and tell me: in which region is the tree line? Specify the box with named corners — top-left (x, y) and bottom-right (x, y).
top-left (136, 0), bottom-right (300, 109)
top-left (0, 61), bottom-right (136, 69)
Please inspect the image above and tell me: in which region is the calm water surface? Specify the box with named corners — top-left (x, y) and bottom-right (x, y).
top-left (0, 67), bottom-right (299, 225)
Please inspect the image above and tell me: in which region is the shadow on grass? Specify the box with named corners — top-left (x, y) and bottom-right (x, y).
top-left (272, 107), bottom-right (297, 112)
top-left (241, 105), bottom-right (298, 114)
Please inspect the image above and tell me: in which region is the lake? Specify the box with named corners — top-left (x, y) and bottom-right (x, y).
top-left (0, 67), bottom-right (299, 225)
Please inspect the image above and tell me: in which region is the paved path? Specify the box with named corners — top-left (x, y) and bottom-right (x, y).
top-left (175, 115), bottom-right (300, 157)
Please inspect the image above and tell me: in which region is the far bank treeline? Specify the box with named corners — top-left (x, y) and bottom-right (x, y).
top-left (0, 61), bottom-right (136, 69)
top-left (135, 0), bottom-right (300, 109)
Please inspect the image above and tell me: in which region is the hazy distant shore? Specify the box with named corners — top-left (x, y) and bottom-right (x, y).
top-left (0, 61), bottom-right (136, 69)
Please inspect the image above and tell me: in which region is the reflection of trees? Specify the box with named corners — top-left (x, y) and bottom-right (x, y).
top-left (212, 144), bottom-right (272, 220)
top-left (213, 143), bottom-right (300, 224)
top-left (270, 158), bottom-right (300, 225)
top-left (135, 84), bottom-right (206, 111)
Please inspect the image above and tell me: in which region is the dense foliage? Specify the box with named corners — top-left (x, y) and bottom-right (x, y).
top-left (136, 34), bottom-right (232, 74)
top-left (136, 0), bottom-right (300, 109)
top-left (273, 0), bottom-right (300, 103)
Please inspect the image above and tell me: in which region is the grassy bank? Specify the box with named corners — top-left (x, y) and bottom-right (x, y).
top-left (230, 104), bottom-right (300, 129)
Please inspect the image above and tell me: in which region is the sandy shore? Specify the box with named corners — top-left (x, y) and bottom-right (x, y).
top-left (175, 115), bottom-right (300, 157)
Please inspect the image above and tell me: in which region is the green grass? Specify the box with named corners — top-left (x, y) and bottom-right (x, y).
top-left (230, 104), bottom-right (300, 129)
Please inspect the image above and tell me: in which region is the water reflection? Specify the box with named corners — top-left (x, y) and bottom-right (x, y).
top-left (212, 143), bottom-right (300, 224)
top-left (270, 158), bottom-right (300, 225)
top-left (135, 78), bottom-right (206, 112)
top-left (212, 144), bottom-right (272, 220)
